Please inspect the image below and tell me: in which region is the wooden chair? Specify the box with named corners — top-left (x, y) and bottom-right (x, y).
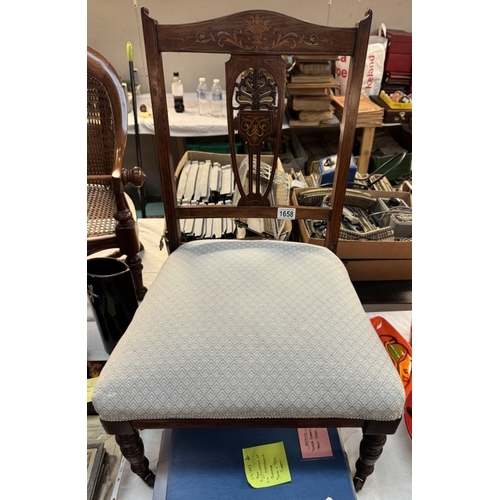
top-left (87, 46), bottom-right (148, 300)
top-left (92, 8), bottom-right (405, 492)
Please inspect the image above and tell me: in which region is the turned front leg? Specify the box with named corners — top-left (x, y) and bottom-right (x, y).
top-left (353, 433), bottom-right (387, 492)
top-left (125, 254), bottom-right (147, 300)
top-left (115, 430), bottom-right (155, 487)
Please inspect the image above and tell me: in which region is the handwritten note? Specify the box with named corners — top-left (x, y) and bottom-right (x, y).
top-left (297, 428), bottom-right (334, 459)
top-left (242, 441), bottom-right (291, 488)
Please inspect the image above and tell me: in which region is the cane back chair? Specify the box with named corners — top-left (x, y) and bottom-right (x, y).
top-left (92, 8), bottom-right (405, 492)
top-left (87, 46), bottom-right (147, 300)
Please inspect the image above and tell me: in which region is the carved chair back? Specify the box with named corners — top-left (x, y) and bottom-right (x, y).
top-left (141, 8), bottom-right (372, 253)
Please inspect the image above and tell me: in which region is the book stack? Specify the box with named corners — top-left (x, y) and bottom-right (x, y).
top-left (331, 94), bottom-right (384, 128)
top-left (287, 56), bottom-right (340, 126)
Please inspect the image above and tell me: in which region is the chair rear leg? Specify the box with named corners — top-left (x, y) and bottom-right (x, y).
top-left (353, 433), bottom-right (387, 492)
top-left (115, 430), bottom-right (155, 487)
top-left (126, 253), bottom-right (147, 300)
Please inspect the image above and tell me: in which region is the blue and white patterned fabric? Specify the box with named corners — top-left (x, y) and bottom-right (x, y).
top-left (93, 239), bottom-right (405, 422)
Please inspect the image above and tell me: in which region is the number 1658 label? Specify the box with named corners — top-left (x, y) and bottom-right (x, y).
top-left (277, 207), bottom-right (296, 220)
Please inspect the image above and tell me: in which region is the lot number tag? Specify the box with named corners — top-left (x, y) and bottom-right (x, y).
top-left (277, 207), bottom-right (296, 220)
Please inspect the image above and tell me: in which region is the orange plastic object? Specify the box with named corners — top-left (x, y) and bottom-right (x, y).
top-left (370, 316), bottom-right (412, 397)
top-left (404, 390), bottom-right (412, 438)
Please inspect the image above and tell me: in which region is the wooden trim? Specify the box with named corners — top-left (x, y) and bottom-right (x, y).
top-left (152, 9), bottom-right (358, 56)
top-left (100, 416), bottom-right (400, 435)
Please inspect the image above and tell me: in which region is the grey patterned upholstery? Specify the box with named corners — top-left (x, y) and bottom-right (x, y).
top-left (93, 239), bottom-right (405, 422)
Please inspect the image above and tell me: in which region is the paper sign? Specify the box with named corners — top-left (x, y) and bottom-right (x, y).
top-left (87, 377), bottom-right (98, 403)
top-left (297, 428), bottom-right (334, 459)
top-left (242, 441), bottom-right (292, 488)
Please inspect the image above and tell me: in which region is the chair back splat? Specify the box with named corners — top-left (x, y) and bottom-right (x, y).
top-left (92, 8), bottom-right (407, 495)
top-left (141, 8), bottom-right (371, 253)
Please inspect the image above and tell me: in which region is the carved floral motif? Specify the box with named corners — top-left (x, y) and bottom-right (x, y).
top-left (239, 113), bottom-right (272, 145)
top-left (195, 14), bottom-right (324, 50)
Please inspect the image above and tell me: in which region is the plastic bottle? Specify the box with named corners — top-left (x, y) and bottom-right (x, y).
top-left (210, 78), bottom-right (223, 117)
top-left (171, 72), bottom-right (185, 113)
top-left (197, 77), bottom-right (210, 116)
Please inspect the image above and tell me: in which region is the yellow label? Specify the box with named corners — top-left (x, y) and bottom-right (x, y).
top-left (242, 441), bottom-right (291, 488)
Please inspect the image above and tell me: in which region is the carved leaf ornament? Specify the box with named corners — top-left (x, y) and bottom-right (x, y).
top-left (235, 69), bottom-right (275, 110)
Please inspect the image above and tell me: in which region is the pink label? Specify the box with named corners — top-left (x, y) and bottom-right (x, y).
top-left (297, 428), bottom-right (334, 459)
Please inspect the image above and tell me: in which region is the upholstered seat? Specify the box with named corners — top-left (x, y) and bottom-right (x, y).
top-left (94, 239), bottom-right (404, 423)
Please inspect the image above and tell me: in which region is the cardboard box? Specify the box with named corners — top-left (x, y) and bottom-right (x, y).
top-left (175, 151), bottom-right (292, 239)
top-left (291, 188), bottom-right (412, 280)
top-left (175, 150), bottom-right (254, 179)
top-left (343, 259), bottom-right (411, 281)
